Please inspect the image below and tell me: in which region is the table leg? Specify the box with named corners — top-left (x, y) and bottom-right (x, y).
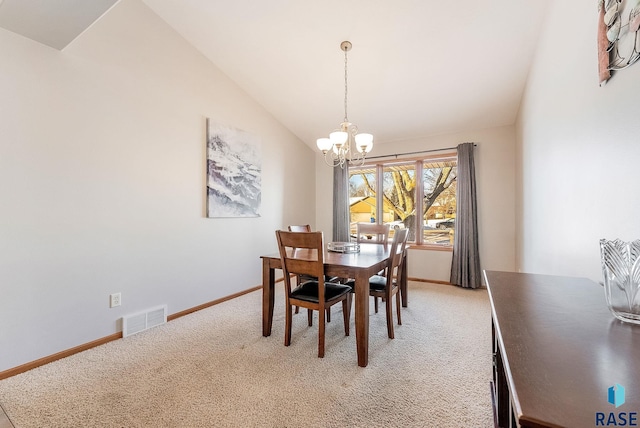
top-left (262, 258), bottom-right (275, 337)
top-left (354, 269), bottom-right (370, 367)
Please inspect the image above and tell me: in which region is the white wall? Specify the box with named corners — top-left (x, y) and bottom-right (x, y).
top-left (316, 125), bottom-right (517, 282)
top-left (0, 0), bottom-right (315, 372)
top-left (516, 0), bottom-right (640, 281)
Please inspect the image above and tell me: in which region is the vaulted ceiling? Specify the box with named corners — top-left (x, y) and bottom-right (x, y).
top-left (0, 0), bottom-right (550, 149)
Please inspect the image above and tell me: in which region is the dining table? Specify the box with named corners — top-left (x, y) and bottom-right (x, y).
top-left (260, 242), bottom-right (408, 367)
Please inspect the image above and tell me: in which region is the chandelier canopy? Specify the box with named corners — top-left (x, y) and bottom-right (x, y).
top-left (317, 41), bottom-right (373, 168)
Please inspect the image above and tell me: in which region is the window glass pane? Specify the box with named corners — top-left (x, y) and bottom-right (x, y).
top-left (423, 159), bottom-right (457, 246)
top-left (349, 167), bottom-right (376, 240)
top-left (382, 163), bottom-right (415, 240)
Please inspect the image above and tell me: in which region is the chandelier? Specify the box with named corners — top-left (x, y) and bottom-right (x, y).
top-left (316, 41), bottom-right (373, 168)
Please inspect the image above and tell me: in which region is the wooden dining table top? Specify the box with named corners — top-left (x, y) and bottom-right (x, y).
top-left (261, 242), bottom-right (393, 269)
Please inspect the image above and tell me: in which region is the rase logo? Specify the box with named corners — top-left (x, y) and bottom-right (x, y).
top-left (610, 384), bottom-right (626, 408)
top-left (596, 384), bottom-right (637, 426)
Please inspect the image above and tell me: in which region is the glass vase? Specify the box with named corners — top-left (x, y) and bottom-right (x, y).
top-left (600, 239), bottom-right (640, 324)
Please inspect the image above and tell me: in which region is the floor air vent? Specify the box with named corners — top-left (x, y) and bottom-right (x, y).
top-left (122, 305), bottom-right (167, 337)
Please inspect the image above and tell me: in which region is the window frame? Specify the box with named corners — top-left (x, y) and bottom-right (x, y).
top-left (348, 152), bottom-right (457, 250)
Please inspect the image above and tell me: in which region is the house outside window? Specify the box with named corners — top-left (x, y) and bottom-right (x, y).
top-left (348, 153), bottom-right (457, 248)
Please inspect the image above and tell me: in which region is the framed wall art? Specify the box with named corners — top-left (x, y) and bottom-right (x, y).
top-left (206, 119), bottom-right (261, 218)
top-left (598, 0), bottom-right (640, 85)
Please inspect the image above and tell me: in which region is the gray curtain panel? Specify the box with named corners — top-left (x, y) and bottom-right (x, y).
top-left (450, 143), bottom-right (481, 288)
top-left (333, 164), bottom-right (350, 242)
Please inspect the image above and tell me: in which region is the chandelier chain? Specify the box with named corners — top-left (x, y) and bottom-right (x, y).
top-left (343, 46), bottom-right (348, 123)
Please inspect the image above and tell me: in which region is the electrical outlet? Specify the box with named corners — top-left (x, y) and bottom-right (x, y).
top-left (110, 292), bottom-right (121, 308)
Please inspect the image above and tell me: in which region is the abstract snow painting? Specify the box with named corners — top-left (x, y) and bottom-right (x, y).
top-left (206, 120), bottom-right (261, 218)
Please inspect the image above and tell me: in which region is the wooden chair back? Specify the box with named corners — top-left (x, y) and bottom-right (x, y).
top-left (276, 230), bottom-right (325, 297)
top-left (356, 222), bottom-right (390, 244)
top-left (287, 224), bottom-right (312, 232)
top-left (387, 228), bottom-right (409, 281)
top-left (285, 224), bottom-right (317, 314)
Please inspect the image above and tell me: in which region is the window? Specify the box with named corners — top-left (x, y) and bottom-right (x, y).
top-left (349, 154), bottom-right (457, 248)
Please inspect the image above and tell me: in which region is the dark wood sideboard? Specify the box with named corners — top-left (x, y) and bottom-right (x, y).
top-left (485, 270), bottom-right (640, 428)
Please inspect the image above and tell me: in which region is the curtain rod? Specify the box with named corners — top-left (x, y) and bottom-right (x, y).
top-left (363, 143), bottom-right (476, 161)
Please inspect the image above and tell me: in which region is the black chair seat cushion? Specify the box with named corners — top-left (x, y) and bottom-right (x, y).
top-left (292, 281), bottom-right (351, 303)
top-left (368, 275), bottom-right (388, 291)
top-left (344, 276), bottom-right (395, 292)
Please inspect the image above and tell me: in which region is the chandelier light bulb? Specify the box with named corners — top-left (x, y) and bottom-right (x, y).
top-left (355, 133), bottom-right (374, 153)
top-left (316, 138), bottom-right (332, 153)
top-left (330, 131), bottom-right (348, 146)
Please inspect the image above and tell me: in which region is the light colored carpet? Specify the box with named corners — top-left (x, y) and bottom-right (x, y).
top-left (0, 282), bottom-right (493, 428)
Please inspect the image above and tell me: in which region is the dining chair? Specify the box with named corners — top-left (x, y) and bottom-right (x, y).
top-left (287, 224), bottom-right (337, 323)
top-left (345, 227), bottom-right (409, 339)
top-left (354, 222), bottom-right (390, 311)
top-left (369, 228), bottom-right (409, 339)
top-left (275, 230), bottom-right (352, 357)
top-left (356, 222), bottom-right (390, 244)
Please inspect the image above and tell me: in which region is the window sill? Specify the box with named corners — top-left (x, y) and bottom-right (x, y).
top-left (408, 244), bottom-right (453, 252)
